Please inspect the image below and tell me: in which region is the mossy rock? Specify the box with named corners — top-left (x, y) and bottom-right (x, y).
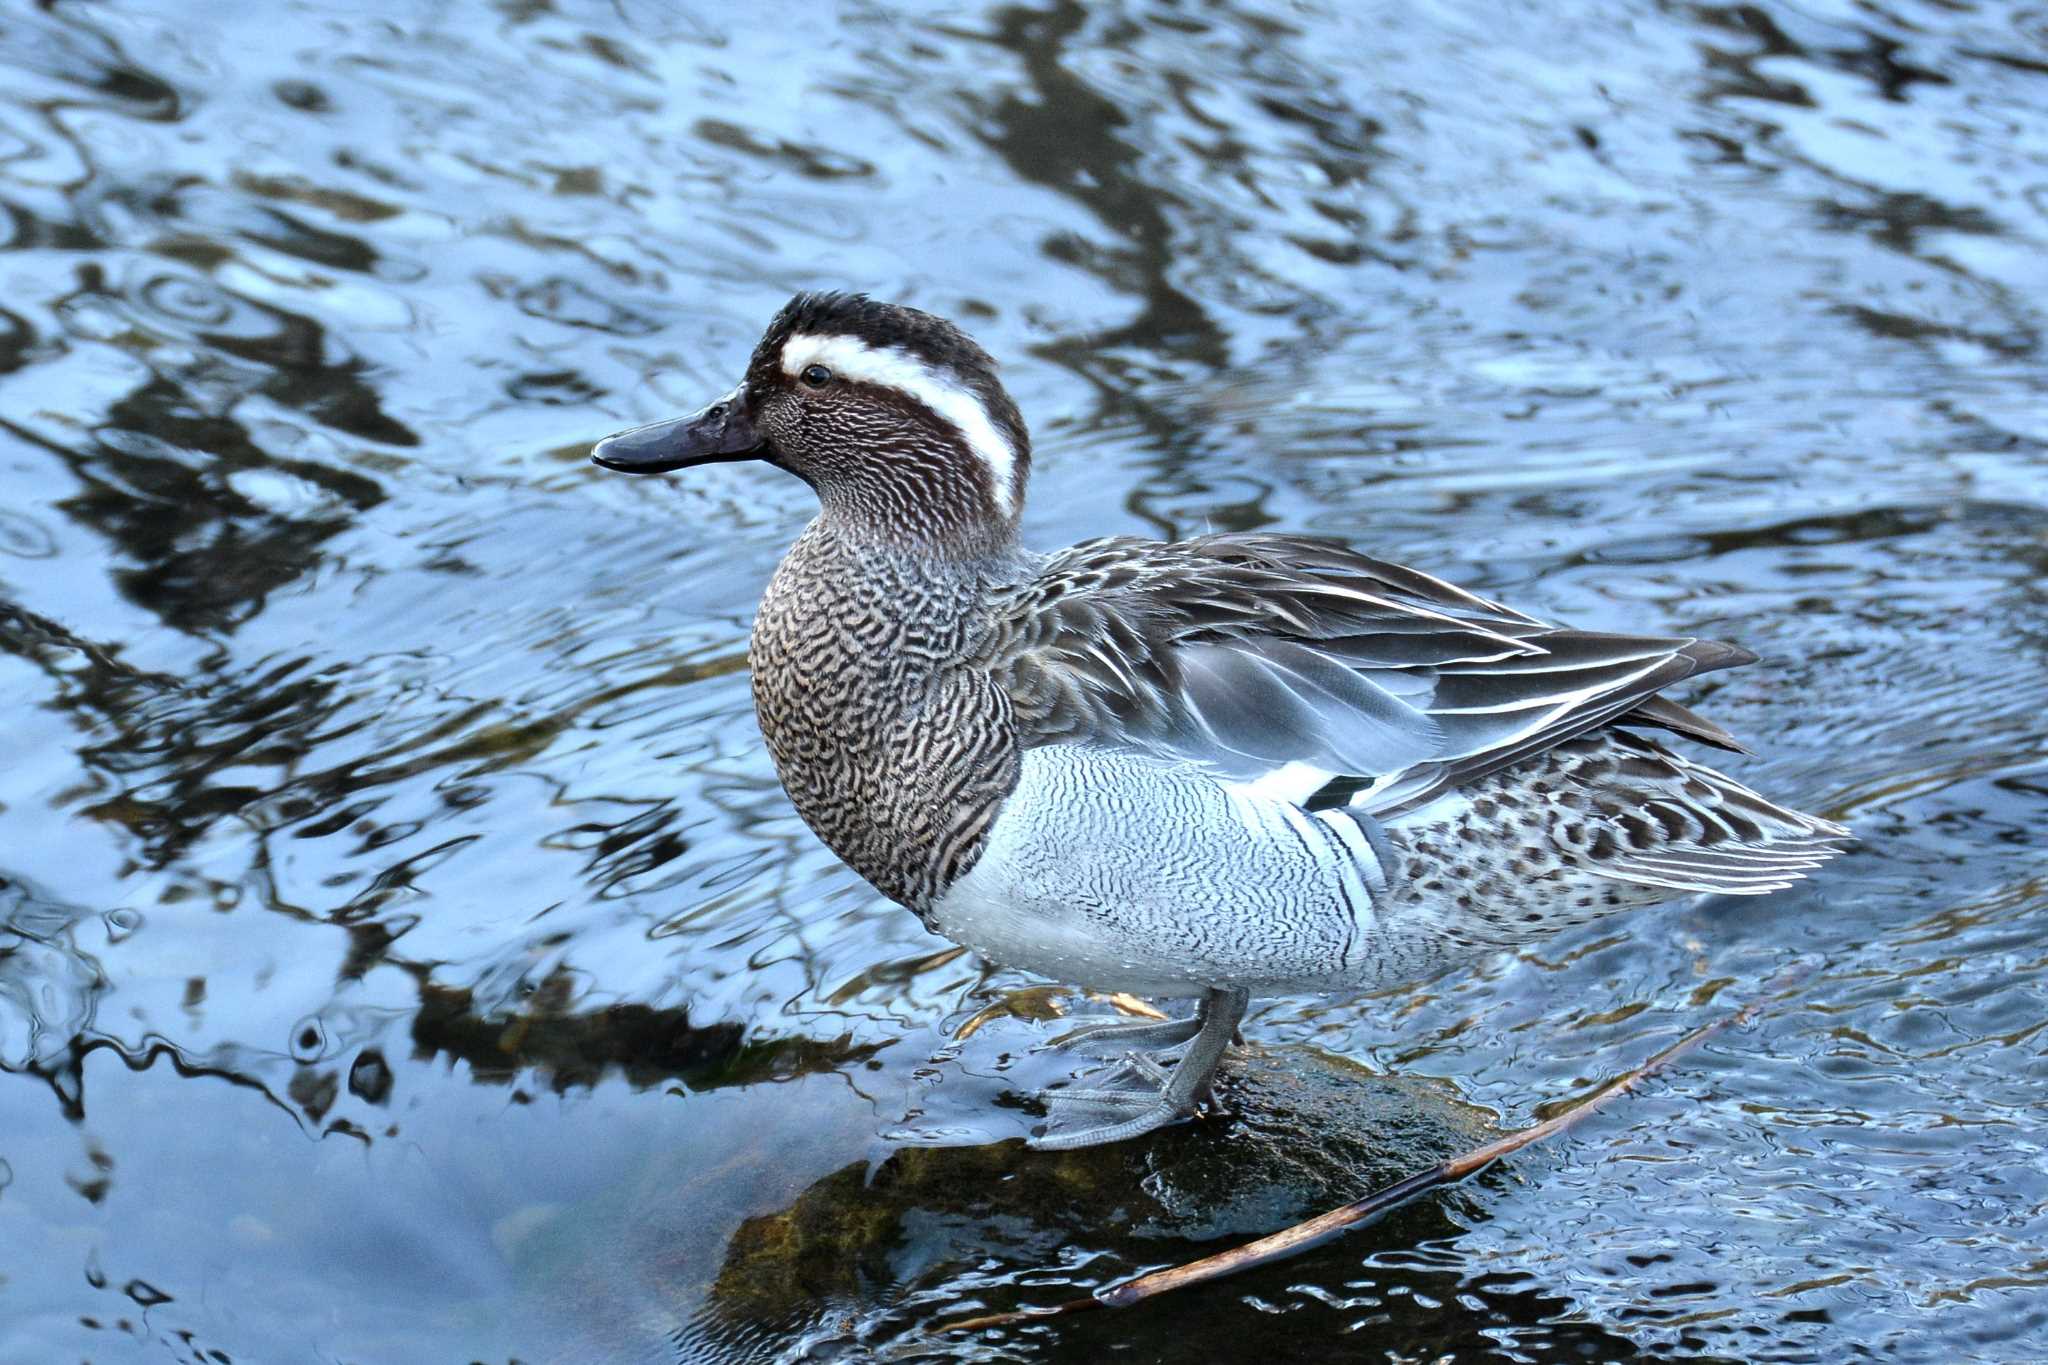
top-left (707, 1044), bottom-right (1493, 1324)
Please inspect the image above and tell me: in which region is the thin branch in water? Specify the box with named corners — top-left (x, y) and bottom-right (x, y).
top-left (940, 985), bottom-right (1781, 1335)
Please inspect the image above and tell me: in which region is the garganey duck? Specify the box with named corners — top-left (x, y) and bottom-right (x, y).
top-left (593, 293), bottom-right (1848, 1150)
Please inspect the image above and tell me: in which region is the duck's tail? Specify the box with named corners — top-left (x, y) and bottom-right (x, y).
top-left (1378, 727), bottom-right (1848, 949)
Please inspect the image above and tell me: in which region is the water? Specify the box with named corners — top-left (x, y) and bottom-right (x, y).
top-left (1, 0), bottom-right (2044, 1360)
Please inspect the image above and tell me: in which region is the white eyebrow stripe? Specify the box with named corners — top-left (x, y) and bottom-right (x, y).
top-left (780, 331), bottom-right (1018, 517)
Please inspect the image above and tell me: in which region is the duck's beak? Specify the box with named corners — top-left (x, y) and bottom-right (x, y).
top-left (591, 385), bottom-right (763, 474)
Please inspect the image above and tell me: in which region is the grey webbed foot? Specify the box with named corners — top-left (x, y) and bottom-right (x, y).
top-left (1032, 1051), bottom-right (1193, 1148)
top-left (1026, 986), bottom-right (1250, 1150)
top-left (1046, 1011), bottom-right (1203, 1058)
top-left (1034, 1095), bottom-right (1191, 1149)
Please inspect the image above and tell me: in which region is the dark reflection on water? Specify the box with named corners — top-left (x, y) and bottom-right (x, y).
top-left (2, 0), bottom-right (2046, 1360)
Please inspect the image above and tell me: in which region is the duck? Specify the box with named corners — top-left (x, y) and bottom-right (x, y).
top-left (591, 292), bottom-right (1848, 1150)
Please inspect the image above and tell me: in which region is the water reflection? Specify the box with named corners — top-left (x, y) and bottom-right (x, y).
top-left (0, 0), bottom-right (2045, 1360)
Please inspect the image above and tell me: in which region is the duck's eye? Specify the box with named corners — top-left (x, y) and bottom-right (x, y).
top-left (800, 364), bottom-right (834, 388)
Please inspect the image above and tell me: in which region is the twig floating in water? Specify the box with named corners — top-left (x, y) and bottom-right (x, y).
top-left (939, 988), bottom-right (1776, 1335)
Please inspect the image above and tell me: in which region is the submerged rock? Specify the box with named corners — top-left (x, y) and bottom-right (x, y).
top-left (1137, 1045), bottom-right (1495, 1239)
top-left (704, 1043), bottom-right (1494, 1327)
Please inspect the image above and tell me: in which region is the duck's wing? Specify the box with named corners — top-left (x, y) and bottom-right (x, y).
top-left (982, 533), bottom-right (1754, 818)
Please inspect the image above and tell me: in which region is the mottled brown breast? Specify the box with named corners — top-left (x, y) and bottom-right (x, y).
top-left (749, 520), bottom-right (1020, 912)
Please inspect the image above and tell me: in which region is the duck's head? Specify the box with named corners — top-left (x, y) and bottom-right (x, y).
top-left (593, 292), bottom-right (1030, 551)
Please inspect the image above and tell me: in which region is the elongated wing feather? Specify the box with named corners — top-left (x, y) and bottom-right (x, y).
top-left (984, 534), bottom-right (1754, 817)
top-left (1567, 730), bottom-right (1850, 895)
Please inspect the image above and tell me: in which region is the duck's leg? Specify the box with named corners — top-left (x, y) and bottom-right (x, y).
top-left (1029, 986), bottom-right (1250, 1150)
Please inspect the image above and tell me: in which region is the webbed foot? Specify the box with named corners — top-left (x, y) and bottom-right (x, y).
top-left (1031, 1050), bottom-right (1201, 1148)
top-left (1026, 986), bottom-right (1250, 1150)
top-left (1046, 1012), bottom-right (1202, 1058)
top-left (1033, 1089), bottom-right (1193, 1149)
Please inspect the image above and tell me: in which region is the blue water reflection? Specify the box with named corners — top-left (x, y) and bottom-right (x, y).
top-left (2, 1), bottom-right (2045, 1360)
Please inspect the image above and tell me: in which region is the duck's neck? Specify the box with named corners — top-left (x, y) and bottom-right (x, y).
top-left (788, 430), bottom-right (1026, 561)
top-left (748, 516), bottom-right (1025, 910)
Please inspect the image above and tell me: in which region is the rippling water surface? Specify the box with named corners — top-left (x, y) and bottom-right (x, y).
top-left (2, 1), bottom-right (2045, 1361)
